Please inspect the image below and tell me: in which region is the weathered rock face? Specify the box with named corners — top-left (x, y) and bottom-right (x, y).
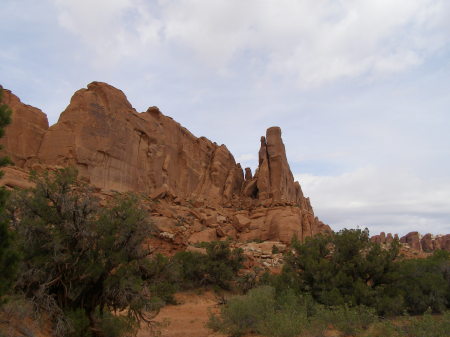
top-left (38, 82), bottom-right (244, 203)
top-left (242, 127), bottom-right (304, 205)
top-left (0, 82), bottom-right (330, 244)
top-left (0, 87), bottom-right (48, 167)
top-left (400, 232), bottom-right (422, 251)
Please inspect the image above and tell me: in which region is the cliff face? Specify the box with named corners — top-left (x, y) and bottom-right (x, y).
top-left (0, 87), bottom-right (49, 167)
top-left (37, 82), bottom-right (244, 204)
top-left (0, 82), bottom-right (330, 244)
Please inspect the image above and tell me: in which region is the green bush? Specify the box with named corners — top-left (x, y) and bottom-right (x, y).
top-left (258, 290), bottom-right (309, 337)
top-left (174, 241), bottom-right (244, 290)
top-left (275, 229), bottom-right (449, 316)
top-left (209, 286), bottom-right (316, 337)
top-left (361, 320), bottom-right (404, 337)
top-left (392, 251), bottom-right (450, 314)
top-left (209, 285), bottom-right (379, 337)
top-left (403, 310), bottom-right (450, 337)
top-left (284, 229), bottom-right (400, 310)
top-left (314, 304), bottom-right (378, 335)
top-left (208, 286), bottom-right (276, 336)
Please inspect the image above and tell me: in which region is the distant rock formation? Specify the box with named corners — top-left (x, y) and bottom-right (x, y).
top-left (0, 82), bottom-right (331, 244)
top-left (371, 231), bottom-right (450, 252)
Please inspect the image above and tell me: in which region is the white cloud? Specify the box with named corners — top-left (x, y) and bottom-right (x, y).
top-left (295, 166), bottom-right (450, 236)
top-left (51, 0), bottom-right (450, 86)
top-left (235, 153), bottom-right (258, 170)
top-left (52, 0), bottom-right (162, 67)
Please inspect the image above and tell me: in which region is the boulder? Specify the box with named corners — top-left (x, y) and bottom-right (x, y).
top-left (420, 233), bottom-right (434, 252)
top-left (400, 232), bottom-right (422, 251)
top-left (188, 228), bottom-right (217, 244)
top-left (233, 213), bottom-right (251, 232)
top-left (435, 234), bottom-right (450, 251)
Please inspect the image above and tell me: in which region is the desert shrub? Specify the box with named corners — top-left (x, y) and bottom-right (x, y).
top-left (209, 286), bottom-right (314, 337)
top-left (174, 241), bottom-right (244, 289)
top-left (360, 320), bottom-right (404, 337)
top-left (402, 310), bottom-right (450, 337)
top-left (313, 304), bottom-right (378, 336)
top-left (173, 250), bottom-right (206, 288)
top-left (258, 290), bottom-right (309, 337)
top-left (236, 270), bottom-right (258, 294)
top-left (208, 286), bottom-right (276, 336)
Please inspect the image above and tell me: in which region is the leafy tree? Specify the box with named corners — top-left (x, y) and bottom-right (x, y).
top-left (7, 168), bottom-right (160, 336)
top-left (0, 87), bottom-right (17, 303)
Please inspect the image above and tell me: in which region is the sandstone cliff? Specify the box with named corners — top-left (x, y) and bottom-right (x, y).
top-left (0, 82), bottom-right (330, 244)
top-left (0, 87), bottom-right (48, 167)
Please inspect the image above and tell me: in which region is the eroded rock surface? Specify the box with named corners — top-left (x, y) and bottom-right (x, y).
top-left (1, 82), bottom-right (330, 244)
top-left (0, 87), bottom-right (48, 167)
top-left (38, 82), bottom-right (244, 204)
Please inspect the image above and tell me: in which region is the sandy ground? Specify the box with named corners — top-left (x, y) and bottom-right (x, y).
top-left (137, 291), bottom-right (228, 337)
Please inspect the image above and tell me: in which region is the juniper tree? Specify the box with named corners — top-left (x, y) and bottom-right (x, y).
top-left (284, 228), bottom-right (400, 309)
top-left (8, 168), bottom-right (160, 336)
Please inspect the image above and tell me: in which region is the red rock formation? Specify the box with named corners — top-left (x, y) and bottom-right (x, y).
top-left (420, 233), bottom-right (450, 252)
top-left (0, 87), bottom-right (48, 167)
top-left (249, 127), bottom-right (303, 204)
top-left (435, 234), bottom-right (450, 251)
top-left (372, 231), bottom-right (449, 253)
top-left (0, 82), bottom-right (330, 244)
top-left (420, 233), bottom-right (434, 252)
top-left (371, 232), bottom-right (398, 245)
top-left (38, 82), bottom-right (244, 203)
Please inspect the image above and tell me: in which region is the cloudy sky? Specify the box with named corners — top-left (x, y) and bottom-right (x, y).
top-left (1, 0), bottom-right (450, 235)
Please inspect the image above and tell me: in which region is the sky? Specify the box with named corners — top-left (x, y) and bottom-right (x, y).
top-left (1, 0), bottom-right (450, 236)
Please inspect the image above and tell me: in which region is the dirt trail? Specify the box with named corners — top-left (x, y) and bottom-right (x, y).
top-left (137, 291), bottom-right (227, 337)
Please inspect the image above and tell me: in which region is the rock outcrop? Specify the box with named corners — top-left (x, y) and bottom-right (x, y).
top-left (371, 232), bottom-right (398, 245)
top-left (37, 82), bottom-right (244, 203)
top-left (371, 231), bottom-right (450, 252)
top-left (0, 87), bottom-right (48, 167)
top-left (400, 232), bottom-right (422, 251)
top-left (419, 233), bottom-right (450, 252)
top-left (0, 82), bottom-right (330, 244)
top-left (241, 127), bottom-right (304, 205)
